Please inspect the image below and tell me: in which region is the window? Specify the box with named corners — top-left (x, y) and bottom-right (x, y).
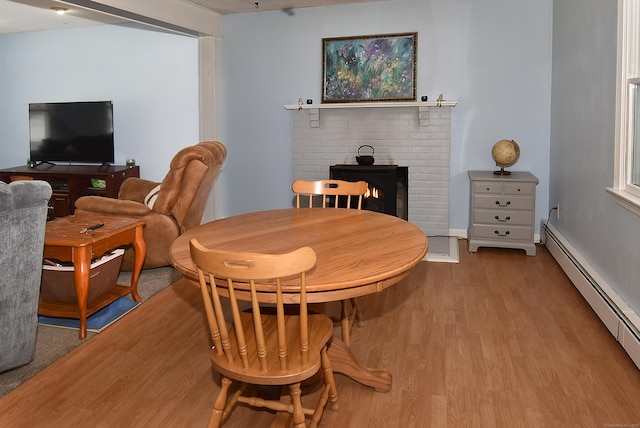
top-left (632, 80), bottom-right (640, 186)
top-left (608, 0), bottom-right (640, 215)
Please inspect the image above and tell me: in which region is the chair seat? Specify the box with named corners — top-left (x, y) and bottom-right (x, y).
top-left (212, 311), bottom-right (333, 386)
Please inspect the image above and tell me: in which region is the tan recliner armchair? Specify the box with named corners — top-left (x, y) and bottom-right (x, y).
top-left (74, 141), bottom-right (227, 270)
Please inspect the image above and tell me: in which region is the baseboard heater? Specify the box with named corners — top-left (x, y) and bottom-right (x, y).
top-left (542, 221), bottom-right (640, 369)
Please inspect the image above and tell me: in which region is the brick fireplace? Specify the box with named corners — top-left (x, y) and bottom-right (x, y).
top-left (291, 104), bottom-right (453, 236)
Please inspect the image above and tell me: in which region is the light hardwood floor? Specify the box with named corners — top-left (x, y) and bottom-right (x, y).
top-left (1, 240), bottom-right (640, 427)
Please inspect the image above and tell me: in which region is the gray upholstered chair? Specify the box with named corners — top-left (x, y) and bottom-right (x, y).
top-left (0, 179), bottom-right (52, 372)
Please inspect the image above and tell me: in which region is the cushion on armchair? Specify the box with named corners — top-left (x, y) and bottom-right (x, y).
top-left (143, 185), bottom-right (162, 209)
top-left (74, 196), bottom-right (152, 217)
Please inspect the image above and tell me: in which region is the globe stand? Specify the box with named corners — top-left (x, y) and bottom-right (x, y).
top-left (493, 166), bottom-right (511, 176)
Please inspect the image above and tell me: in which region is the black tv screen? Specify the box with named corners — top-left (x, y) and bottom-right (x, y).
top-left (29, 101), bottom-right (114, 164)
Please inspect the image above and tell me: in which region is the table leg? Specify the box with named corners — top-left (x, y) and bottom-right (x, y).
top-left (327, 337), bottom-right (392, 392)
top-left (73, 246), bottom-right (92, 340)
top-left (129, 225), bottom-right (146, 302)
top-left (340, 301), bottom-right (351, 347)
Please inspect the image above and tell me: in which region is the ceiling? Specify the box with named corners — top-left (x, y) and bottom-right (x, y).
top-left (0, 0), bottom-right (382, 35)
top-left (189, 0), bottom-right (381, 15)
top-left (0, 0), bottom-right (123, 34)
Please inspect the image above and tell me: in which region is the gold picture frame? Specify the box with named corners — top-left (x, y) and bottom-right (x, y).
top-left (322, 32), bottom-right (417, 103)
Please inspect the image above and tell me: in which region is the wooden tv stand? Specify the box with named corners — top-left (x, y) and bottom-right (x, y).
top-left (0, 164), bottom-right (140, 219)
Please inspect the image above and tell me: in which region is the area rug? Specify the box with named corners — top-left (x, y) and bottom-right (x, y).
top-left (0, 267), bottom-right (180, 400)
top-left (38, 297), bottom-right (139, 333)
top-left (424, 236), bottom-right (460, 263)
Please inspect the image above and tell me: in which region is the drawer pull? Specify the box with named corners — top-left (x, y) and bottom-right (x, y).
top-left (495, 200), bottom-right (511, 207)
top-left (494, 230), bottom-right (510, 237)
top-left (495, 215), bottom-right (511, 222)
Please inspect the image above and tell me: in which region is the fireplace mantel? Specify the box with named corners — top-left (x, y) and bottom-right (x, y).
top-left (285, 100), bottom-right (457, 127)
top-left (284, 100), bottom-right (457, 110)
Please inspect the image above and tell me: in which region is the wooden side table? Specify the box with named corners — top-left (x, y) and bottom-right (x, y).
top-left (39, 214), bottom-right (146, 339)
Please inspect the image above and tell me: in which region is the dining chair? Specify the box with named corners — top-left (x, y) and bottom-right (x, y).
top-left (292, 178), bottom-right (368, 210)
top-left (189, 239), bottom-right (338, 428)
top-left (291, 179), bottom-right (368, 347)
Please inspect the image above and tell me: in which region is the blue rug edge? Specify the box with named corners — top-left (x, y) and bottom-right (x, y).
top-left (38, 297), bottom-right (139, 333)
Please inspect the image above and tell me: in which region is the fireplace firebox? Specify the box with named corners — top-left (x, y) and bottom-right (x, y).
top-left (330, 164), bottom-right (408, 219)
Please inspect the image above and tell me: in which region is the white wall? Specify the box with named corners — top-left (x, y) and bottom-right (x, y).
top-left (220, 0), bottom-right (553, 231)
top-left (550, 1), bottom-right (640, 315)
top-left (0, 24), bottom-right (199, 183)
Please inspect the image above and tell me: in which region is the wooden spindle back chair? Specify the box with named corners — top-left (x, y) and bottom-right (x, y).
top-left (291, 179), bottom-right (368, 347)
top-left (189, 239), bottom-right (338, 428)
top-left (292, 179), bottom-right (368, 210)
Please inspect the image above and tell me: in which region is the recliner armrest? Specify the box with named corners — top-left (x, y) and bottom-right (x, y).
top-left (118, 177), bottom-right (161, 202)
top-left (74, 196), bottom-right (152, 217)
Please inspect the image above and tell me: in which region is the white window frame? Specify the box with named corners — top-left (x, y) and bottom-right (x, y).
top-left (607, 0), bottom-right (640, 216)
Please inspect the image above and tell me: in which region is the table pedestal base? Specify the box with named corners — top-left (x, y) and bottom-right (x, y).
top-left (269, 336), bottom-right (391, 427)
top-left (327, 337), bottom-right (392, 393)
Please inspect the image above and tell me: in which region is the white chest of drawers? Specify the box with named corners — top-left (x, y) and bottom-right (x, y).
top-left (468, 170), bottom-right (539, 256)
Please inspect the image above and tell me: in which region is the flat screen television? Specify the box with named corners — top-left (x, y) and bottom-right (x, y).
top-left (29, 101), bottom-right (115, 164)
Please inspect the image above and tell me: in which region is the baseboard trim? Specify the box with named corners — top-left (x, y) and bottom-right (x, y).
top-left (543, 221), bottom-right (640, 369)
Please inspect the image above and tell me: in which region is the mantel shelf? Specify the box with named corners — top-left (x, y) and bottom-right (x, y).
top-left (285, 100), bottom-right (456, 127)
top-left (284, 100), bottom-right (457, 110)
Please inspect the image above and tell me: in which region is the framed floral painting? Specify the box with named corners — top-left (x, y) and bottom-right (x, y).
top-left (322, 32), bottom-right (417, 103)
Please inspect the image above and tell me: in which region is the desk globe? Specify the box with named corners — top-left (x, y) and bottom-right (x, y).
top-left (492, 139), bottom-right (520, 175)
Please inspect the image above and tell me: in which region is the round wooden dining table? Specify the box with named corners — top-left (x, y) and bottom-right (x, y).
top-left (170, 208), bottom-right (428, 392)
